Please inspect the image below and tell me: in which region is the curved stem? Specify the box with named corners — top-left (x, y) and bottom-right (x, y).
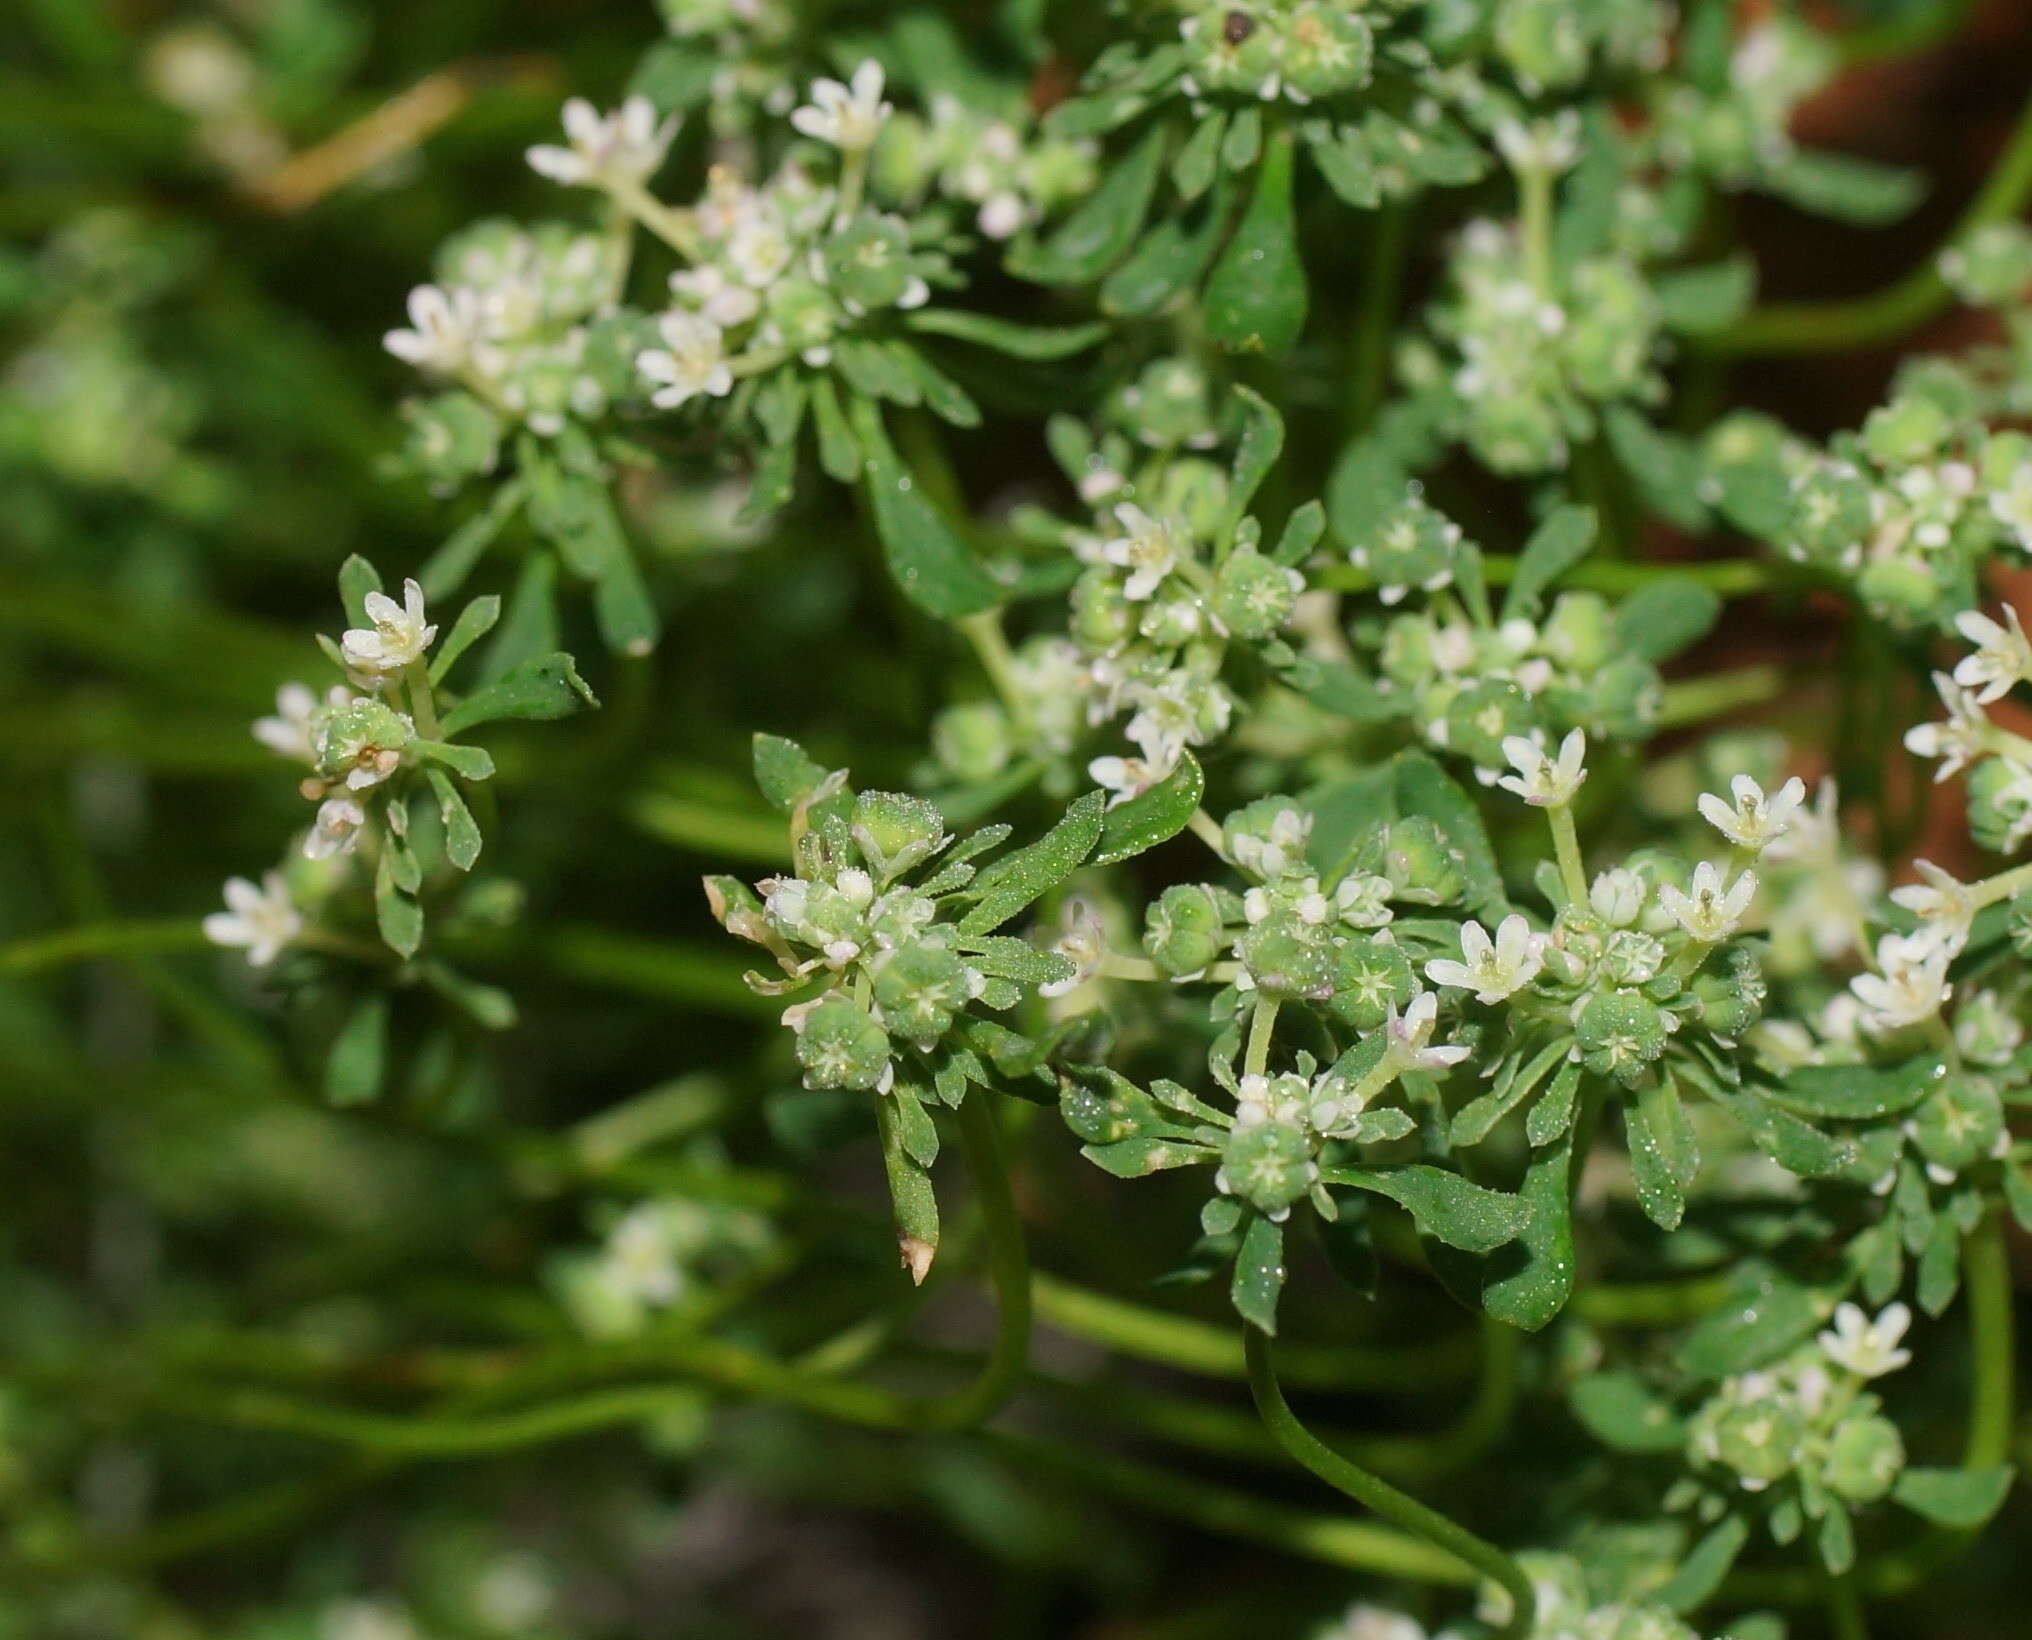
top-left (0, 917), bottom-right (212, 976)
top-left (913, 1095), bottom-right (1032, 1431)
top-left (1245, 1329), bottom-right (1535, 1637)
top-left (1712, 83), bottom-right (2032, 355)
top-left (1962, 1208), bottom-right (2015, 1470)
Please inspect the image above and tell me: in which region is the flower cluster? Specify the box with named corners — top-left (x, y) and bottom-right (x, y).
top-left (551, 1191), bottom-right (777, 1339)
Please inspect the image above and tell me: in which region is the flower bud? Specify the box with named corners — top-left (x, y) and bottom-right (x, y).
top-left (1690, 945), bottom-right (1766, 1038)
top-left (1328, 939), bottom-right (1415, 1031)
top-left (401, 392), bottom-right (503, 490)
top-left (316, 698), bottom-right (413, 790)
top-left (1144, 883), bottom-right (1227, 978)
top-left (1380, 817), bottom-right (1463, 906)
top-left (931, 702), bottom-right (1011, 784)
top-left (822, 212), bottom-right (916, 311)
top-left (1910, 1074), bottom-right (2004, 1177)
top-left (1071, 567), bottom-right (1137, 649)
top-left (1212, 545), bottom-right (1301, 640)
top-left (1238, 913), bottom-right (1337, 1001)
top-left (1444, 679), bottom-right (1537, 771)
top-left (1823, 1413), bottom-right (1904, 1503)
top-left (1575, 990), bottom-right (1669, 1084)
top-left (1540, 591), bottom-right (1614, 674)
top-left (1218, 1116), bottom-right (1316, 1217)
top-left (871, 939), bottom-right (976, 1048)
top-left (792, 993), bottom-right (892, 1090)
top-left (851, 791), bottom-right (947, 882)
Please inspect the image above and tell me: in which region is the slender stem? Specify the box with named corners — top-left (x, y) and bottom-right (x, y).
top-left (1245, 1330), bottom-right (1536, 1638)
top-left (1548, 802), bottom-right (1588, 908)
top-left (914, 1096), bottom-right (1032, 1432)
top-left (1826, 1573), bottom-right (1870, 1640)
top-left (1347, 202), bottom-right (1409, 432)
top-left (1962, 1209), bottom-right (2015, 1470)
top-left (1653, 665), bottom-right (1786, 729)
top-left (404, 658), bottom-right (441, 741)
top-left (1318, 556), bottom-right (1775, 598)
top-left (0, 917), bottom-right (212, 976)
top-left (1187, 807), bottom-right (1227, 858)
top-left (1245, 996), bottom-right (1280, 1079)
top-left (959, 609), bottom-right (1037, 744)
top-left (1712, 83), bottom-right (2032, 355)
top-left (1517, 165), bottom-right (1555, 301)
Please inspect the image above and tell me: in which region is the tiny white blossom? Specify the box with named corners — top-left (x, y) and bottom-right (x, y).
top-left (601, 1202), bottom-right (686, 1305)
top-left (1589, 868), bottom-right (1647, 927)
top-left (202, 872), bottom-right (302, 966)
top-left (1990, 462), bottom-right (2032, 551)
top-left (1658, 861), bottom-right (1757, 942)
top-left (1425, 914), bottom-right (1544, 1004)
top-left (638, 311), bottom-right (734, 409)
top-left (383, 283), bottom-right (484, 375)
top-left (1888, 858), bottom-right (1977, 957)
top-left (1696, 773), bottom-right (1808, 852)
top-left (305, 795), bottom-right (368, 861)
top-left (1100, 504), bottom-right (1181, 601)
top-left (1040, 898), bottom-right (1107, 997)
top-left (320, 1599), bottom-right (421, 1640)
top-left (1817, 1301), bottom-right (1913, 1378)
top-left (1230, 807), bottom-right (1312, 880)
top-left (527, 95), bottom-right (676, 189)
top-left (1385, 991), bottom-right (1472, 1072)
top-left (1088, 752), bottom-right (1165, 806)
top-left (341, 579), bottom-right (436, 678)
top-left (790, 60), bottom-right (889, 152)
top-left (1495, 728), bottom-right (1587, 806)
top-left (1850, 932), bottom-right (1952, 1032)
top-left (253, 682), bottom-right (346, 764)
top-left (1335, 872), bottom-right (1394, 929)
top-left (1952, 606), bottom-right (2032, 704)
top-left (1904, 671), bottom-right (1990, 782)
top-left (1494, 111), bottom-right (1581, 174)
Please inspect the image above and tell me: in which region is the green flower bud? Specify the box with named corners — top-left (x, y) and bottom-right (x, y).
top-left (851, 791), bottom-right (947, 882)
top-left (1219, 1116), bottom-right (1316, 1216)
top-left (1576, 989), bottom-right (1669, 1085)
top-left (1540, 591), bottom-right (1614, 673)
top-left (1702, 1393), bottom-right (1805, 1487)
top-left (1152, 457), bottom-right (1231, 540)
top-left (872, 939), bottom-right (977, 1047)
top-left (1588, 654), bottom-right (1663, 738)
top-left (1691, 944), bottom-right (1766, 1039)
top-left (1856, 555), bottom-right (1945, 626)
top-left (823, 213), bottom-right (917, 312)
top-left (1071, 567), bottom-right (1137, 649)
top-left (1861, 395), bottom-right (1952, 467)
top-left (1379, 817), bottom-right (1463, 906)
top-left (1444, 678), bottom-right (1538, 770)
top-left (1185, 4), bottom-right (1282, 97)
top-left (1895, 356), bottom-right (1982, 426)
top-left (931, 702), bottom-right (1011, 785)
top-left (435, 217), bottom-right (527, 291)
top-left (1238, 912), bottom-right (1337, 1001)
top-left (401, 392), bottom-right (503, 491)
top-left (1224, 797), bottom-right (1312, 879)
top-left (579, 311), bottom-right (664, 400)
top-left (1910, 1074), bottom-right (2004, 1177)
top-left (1282, 3), bottom-right (1374, 98)
top-left (762, 275), bottom-right (839, 355)
top-left (1328, 939), bottom-right (1415, 1031)
top-left (316, 698), bottom-right (414, 788)
top-left (1494, 0), bottom-right (1591, 90)
top-left (1601, 928), bottom-right (1667, 988)
top-left (1823, 1412), bottom-right (1905, 1503)
top-left (1380, 613), bottom-right (1440, 687)
top-left (869, 110), bottom-right (935, 202)
top-left (1111, 358), bottom-right (1219, 450)
top-left (1980, 429), bottom-right (2032, 491)
top-left (1212, 546), bottom-right (1301, 640)
top-left (1563, 258), bottom-right (1659, 399)
top-left (793, 993), bottom-right (892, 1090)
top-left (1139, 593), bottom-right (1206, 648)
top-left (1144, 883), bottom-right (1227, 978)
top-left (1969, 759), bottom-right (2032, 855)
top-left (1940, 221), bottom-right (2032, 308)
top-left (1353, 497), bottom-right (1462, 600)
top-left (1788, 460), bottom-right (1875, 559)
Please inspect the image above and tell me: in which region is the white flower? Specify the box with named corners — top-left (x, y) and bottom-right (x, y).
top-left (1817, 1301), bottom-right (1913, 1378)
top-left (638, 312), bottom-right (734, 409)
top-left (527, 95), bottom-right (676, 189)
top-left (1696, 773), bottom-right (1808, 852)
top-left (1385, 991), bottom-right (1472, 1072)
top-left (202, 872), bottom-right (302, 966)
top-left (1230, 807), bottom-right (1312, 879)
top-left (1658, 861), bottom-right (1757, 942)
top-left (1990, 462), bottom-right (2032, 551)
top-left (341, 579), bottom-right (436, 678)
top-left (1425, 914), bottom-right (1544, 1004)
top-left (1100, 504), bottom-right (1181, 601)
top-left (601, 1202), bottom-right (686, 1305)
top-left (790, 60), bottom-right (889, 152)
top-left (1316, 1604), bottom-right (1431, 1640)
top-left (670, 264), bottom-right (760, 327)
top-left (1589, 868), bottom-right (1647, 928)
top-left (1952, 606), bottom-right (2032, 704)
top-left (1888, 858), bottom-right (1977, 956)
top-left (1494, 111), bottom-right (1581, 174)
top-left (304, 795), bottom-right (368, 861)
top-left (1335, 872), bottom-right (1394, 929)
top-left (253, 682), bottom-right (346, 764)
top-left (1089, 752), bottom-right (1165, 806)
top-left (1904, 672), bottom-right (1990, 782)
top-left (1850, 932), bottom-right (1952, 1032)
top-left (383, 283), bottom-right (484, 375)
top-left (1040, 898), bottom-right (1107, 998)
top-left (1495, 728), bottom-right (1587, 806)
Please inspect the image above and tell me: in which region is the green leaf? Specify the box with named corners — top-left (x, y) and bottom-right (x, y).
top-left (903, 309), bottom-right (1109, 360)
top-left (1227, 386), bottom-right (1285, 522)
top-left (1231, 1213), bottom-right (1286, 1335)
top-left (1101, 178), bottom-right (1236, 317)
top-left (425, 768), bottom-right (482, 871)
top-left (1626, 1079), bottom-right (1698, 1232)
top-left (1092, 753), bottom-right (1203, 866)
top-left (1327, 436), bottom-right (1410, 559)
top-left (1204, 131), bottom-right (1306, 357)
top-left (892, 1083), bottom-right (941, 1169)
top-left (1764, 1056), bottom-right (1942, 1121)
top-left (1482, 1129), bottom-right (1578, 1329)
top-left (1272, 499), bottom-right (1325, 567)
top-left (850, 398), bottom-right (1003, 620)
top-left (898, 348), bottom-right (981, 428)
top-left (1654, 256), bottom-right (1757, 334)
top-left (1765, 150), bottom-right (1926, 226)
top-left (751, 734), bottom-right (830, 814)
top-left (1304, 764), bottom-right (1397, 884)
top-left (439, 653), bottom-right (598, 736)
top-left (372, 847), bottom-right (423, 960)
top-left (1704, 1081), bottom-right (1855, 1178)
top-left (875, 1091), bottom-right (940, 1284)
top-left (411, 739), bottom-right (494, 782)
top-left (810, 375), bottom-right (862, 484)
top-left (324, 993), bottom-right (388, 1106)
top-left (337, 555), bottom-right (383, 629)
top-left (834, 336), bottom-right (922, 406)
top-left (1604, 407), bottom-right (1712, 532)
top-left (1675, 1263), bottom-right (1820, 1379)
top-left (1304, 120), bottom-right (1379, 208)
top-left (1328, 1164), bottom-right (1529, 1253)
top-left (1614, 576), bottom-right (1721, 662)
top-left (593, 544), bottom-right (661, 656)
top-left (525, 457), bottom-right (626, 583)
top-left (1891, 1464), bottom-right (2014, 1529)
top-left (1173, 110), bottom-right (1227, 200)
top-left (1501, 504), bottom-right (1596, 622)
top-left (1080, 1134), bottom-right (1213, 1178)
top-left (1220, 104), bottom-right (1262, 171)
top-left (418, 961), bottom-right (517, 1030)
top-left (1007, 124), bottom-right (1165, 285)
top-left (478, 551), bottom-right (560, 684)
top-left (740, 436), bottom-right (799, 522)
top-left (960, 789), bottom-right (1105, 935)
top-left (1654, 1515), bottom-right (1750, 1614)
top-left (429, 595), bottom-right (501, 685)
top-left (1569, 1370), bottom-right (1688, 1454)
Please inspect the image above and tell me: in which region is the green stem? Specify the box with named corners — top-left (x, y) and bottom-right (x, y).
top-left (914, 1095), bottom-right (1032, 1432)
top-left (1653, 664), bottom-right (1785, 729)
top-left (1319, 556), bottom-right (1776, 598)
top-left (1245, 1330), bottom-right (1535, 1637)
top-left (1347, 202), bottom-right (1410, 432)
top-left (1963, 1208), bottom-right (2015, 1470)
top-left (1837, 0), bottom-right (1980, 67)
top-left (404, 657), bottom-right (441, 741)
top-left (0, 917), bottom-right (212, 976)
top-left (1548, 802), bottom-right (1588, 908)
top-left (1826, 1573), bottom-right (1870, 1640)
top-left (1244, 996), bottom-right (1280, 1078)
top-left (1712, 82), bottom-right (2032, 355)
top-left (960, 609), bottom-right (1037, 745)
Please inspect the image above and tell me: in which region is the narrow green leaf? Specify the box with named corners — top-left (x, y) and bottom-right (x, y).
top-left (850, 398), bottom-right (1003, 620)
top-left (1501, 505), bottom-right (1596, 622)
top-left (338, 555), bottom-right (383, 629)
top-left (875, 1091), bottom-right (941, 1284)
top-left (429, 595), bottom-right (501, 685)
top-left (1092, 753), bottom-right (1203, 867)
top-left (419, 479), bottom-right (525, 601)
top-left (426, 768), bottom-right (482, 871)
top-left (1231, 1213), bottom-right (1286, 1335)
top-left (1655, 1516), bottom-right (1751, 1614)
top-left (1655, 256), bottom-right (1757, 334)
top-left (1891, 1465), bottom-right (2014, 1529)
top-left (903, 309), bottom-right (1110, 359)
top-left (960, 789), bottom-right (1105, 934)
top-left (1569, 1370), bottom-right (1689, 1455)
top-left (1676, 1263), bottom-right (1820, 1379)
top-left (1765, 149), bottom-right (1925, 226)
top-left (440, 652), bottom-right (598, 736)
top-left (1205, 131), bottom-right (1306, 356)
top-left (1227, 385), bottom-right (1285, 521)
top-left (324, 994), bottom-right (389, 1106)
top-left (1007, 124), bottom-right (1164, 285)
top-left (1764, 1056), bottom-right (1943, 1121)
top-left (752, 734), bottom-right (830, 814)
top-left (1614, 576), bottom-right (1722, 662)
top-left (1328, 1163), bottom-right (1530, 1253)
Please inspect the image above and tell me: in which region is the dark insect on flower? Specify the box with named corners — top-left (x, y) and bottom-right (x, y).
top-left (1223, 10), bottom-right (1255, 45)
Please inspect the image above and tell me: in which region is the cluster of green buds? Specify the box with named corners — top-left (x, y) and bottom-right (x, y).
top-left (1902, 611), bottom-right (2032, 854)
top-left (1337, 498), bottom-right (1668, 774)
top-left (1671, 1303), bottom-right (1917, 1574)
top-left (1647, 15), bottom-right (1832, 191)
top-left (550, 1191), bottom-right (777, 1340)
top-left (646, 0), bottom-right (797, 140)
top-left (874, 93), bottom-right (1100, 243)
top-left (1940, 219), bottom-right (2032, 419)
